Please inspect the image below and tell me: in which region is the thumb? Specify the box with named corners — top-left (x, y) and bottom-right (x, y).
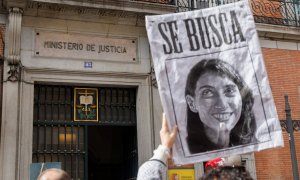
top-left (170, 125), bottom-right (178, 138)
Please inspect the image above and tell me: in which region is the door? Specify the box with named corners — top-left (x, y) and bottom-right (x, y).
top-left (32, 85), bottom-right (138, 180)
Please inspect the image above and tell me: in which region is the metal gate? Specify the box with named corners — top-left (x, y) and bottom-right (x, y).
top-left (32, 84), bottom-right (138, 180)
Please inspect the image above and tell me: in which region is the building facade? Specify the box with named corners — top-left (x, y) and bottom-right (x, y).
top-left (0, 0), bottom-right (299, 180)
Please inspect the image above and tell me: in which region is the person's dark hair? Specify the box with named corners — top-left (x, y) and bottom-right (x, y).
top-left (200, 166), bottom-right (253, 180)
top-left (185, 59), bottom-right (256, 153)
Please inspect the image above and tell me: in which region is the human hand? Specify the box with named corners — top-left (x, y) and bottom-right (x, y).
top-left (160, 113), bottom-right (178, 149)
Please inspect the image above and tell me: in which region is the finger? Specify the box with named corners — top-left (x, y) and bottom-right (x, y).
top-left (162, 113), bottom-right (168, 131)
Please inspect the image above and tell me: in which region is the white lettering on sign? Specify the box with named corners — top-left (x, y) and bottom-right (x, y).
top-left (35, 31), bottom-right (137, 62)
top-left (84, 62), bottom-right (93, 68)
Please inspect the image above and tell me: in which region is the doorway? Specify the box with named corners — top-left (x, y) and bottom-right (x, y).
top-left (32, 84), bottom-right (138, 180)
top-left (88, 126), bottom-right (137, 180)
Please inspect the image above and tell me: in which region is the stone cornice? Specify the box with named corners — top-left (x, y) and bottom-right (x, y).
top-left (24, 1), bottom-right (167, 26)
top-left (26, 1), bottom-right (147, 18)
top-left (19, 1), bottom-right (300, 41)
top-left (27, 0), bottom-right (176, 15)
top-left (23, 67), bottom-right (151, 79)
top-left (4, 0), bottom-right (29, 9)
top-left (256, 23), bottom-right (300, 42)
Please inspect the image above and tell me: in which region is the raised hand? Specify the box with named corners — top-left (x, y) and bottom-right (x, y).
top-left (160, 113), bottom-right (178, 149)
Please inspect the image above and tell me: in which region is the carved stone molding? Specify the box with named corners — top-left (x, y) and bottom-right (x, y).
top-left (7, 7), bottom-right (23, 65)
top-left (280, 120), bottom-right (300, 132)
top-left (6, 7), bottom-right (23, 82)
top-left (151, 66), bottom-right (157, 88)
top-left (7, 64), bottom-right (21, 82)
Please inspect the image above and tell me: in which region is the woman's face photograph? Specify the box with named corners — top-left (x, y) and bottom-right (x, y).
top-left (187, 71), bottom-right (242, 132)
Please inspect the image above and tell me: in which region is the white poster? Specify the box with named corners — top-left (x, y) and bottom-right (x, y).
top-left (146, 0), bottom-right (283, 164)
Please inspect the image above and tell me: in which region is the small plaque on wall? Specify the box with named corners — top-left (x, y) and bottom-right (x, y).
top-left (35, 31), bottom-right (137, 62)
top-left (74, 88), bottom-right (98, 122)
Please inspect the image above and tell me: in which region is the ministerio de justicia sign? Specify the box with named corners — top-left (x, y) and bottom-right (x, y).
top-left (35, 31), bottom-right (137, 62)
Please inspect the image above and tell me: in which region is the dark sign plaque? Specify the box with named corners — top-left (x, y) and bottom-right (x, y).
top-left (74, 88), bottom-right (98, 122)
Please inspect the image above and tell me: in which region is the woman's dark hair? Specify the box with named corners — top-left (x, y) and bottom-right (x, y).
top-left (185, 59), bottom-right (256, 153)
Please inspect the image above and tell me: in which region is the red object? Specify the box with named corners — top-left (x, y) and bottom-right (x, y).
top-left (205, 157), bottom-right (224, 170)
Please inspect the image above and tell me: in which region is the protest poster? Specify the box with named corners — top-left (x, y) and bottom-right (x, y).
top-left (146, 0), bottom-right (283, 164)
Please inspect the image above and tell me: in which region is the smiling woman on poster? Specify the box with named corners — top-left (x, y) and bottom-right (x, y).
top-left (185, 59), bottom-right (257, 154)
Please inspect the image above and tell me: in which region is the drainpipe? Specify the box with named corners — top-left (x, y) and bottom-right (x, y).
top-left (285, 94), bottom-right (299, 180)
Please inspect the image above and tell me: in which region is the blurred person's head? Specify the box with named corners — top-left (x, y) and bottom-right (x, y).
top-left (201, 166), bottom-right (253, 180)
top-left (37, 168), bottom-right (70, 180)
top-left (204, 155), bottom-right (242, 172)
top-left (204, 157), bottom-right (225, 173)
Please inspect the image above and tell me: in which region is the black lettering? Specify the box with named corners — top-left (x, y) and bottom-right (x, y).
top-left (58, 42), bottom-right (62, 49)
top-left (196, 17), bottom-right (212, 49)
top-left (117, 47), bottom-right (121, 53)
top-left (91, 44), bottom-right (95, 51)
top-left (98, 45), bottom-right (103, 53)
top-left (87, 44), bottom-right (95, 51)
top-left (208, 15), bottom-right (222, 47)
top-left (184, 19), bottom-right (200, 51)
top-left (167, 21), bottom-right (183, 53)
top-left (68, 43), bottom-right (72, 50)
top-left (72, 43), bottom-right (77, 50)
top-left (219, 13), bottom-right (232, 45)
top-left (230, 11), bottom-right (245, 43)
top-left (44, 41), bottom-right (48, 48)
top-left (158, 22), bottom-right (173, 54)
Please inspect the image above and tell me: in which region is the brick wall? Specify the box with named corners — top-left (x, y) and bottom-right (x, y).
top-left (262, 48), bottom-right (300, 119)
top-left (255, 48), bottom-right (300, 180)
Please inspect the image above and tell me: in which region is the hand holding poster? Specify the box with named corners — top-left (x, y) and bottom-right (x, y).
top-left (146, 0), bottom-right (283, 164)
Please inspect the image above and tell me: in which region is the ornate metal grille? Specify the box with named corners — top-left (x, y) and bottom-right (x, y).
top-left (32, 84), bottom-right (137, 179)
top-left (177, 0), bottom-right (300, 27)
top-left (280, 120), bottom-right (300, 131)
top-left (252, 0), bottom-right (300, 26)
